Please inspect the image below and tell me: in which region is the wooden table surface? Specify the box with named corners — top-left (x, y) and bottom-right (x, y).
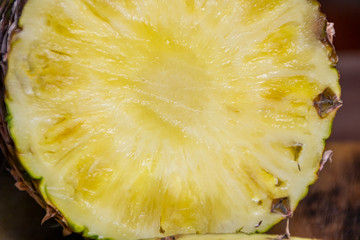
top-left (1, 141), bottom-right (359, 240)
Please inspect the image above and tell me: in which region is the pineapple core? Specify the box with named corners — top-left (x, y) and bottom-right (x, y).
top-left (5, 0), bottom-right (339, 239)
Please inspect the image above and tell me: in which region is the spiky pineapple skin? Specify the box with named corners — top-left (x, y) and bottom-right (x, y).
top-left (0, 0), bottom-right (339, 239)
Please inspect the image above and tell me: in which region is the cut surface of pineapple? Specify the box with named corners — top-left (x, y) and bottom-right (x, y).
top-left (5, 0), bottom-right (340, 239)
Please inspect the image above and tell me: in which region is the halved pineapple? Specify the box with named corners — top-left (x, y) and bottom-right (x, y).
top-left (3, 0), bottom-right (340, 239)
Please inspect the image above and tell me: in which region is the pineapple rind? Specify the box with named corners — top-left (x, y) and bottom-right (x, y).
top-left (3, 0), bottom-right (340, 239)
top-left (143, 234), bottom-right (319, 240)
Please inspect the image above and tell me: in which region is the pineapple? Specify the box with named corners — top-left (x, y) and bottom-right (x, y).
top-left (147, 233), bottom-right (319, 240)
top-left (0, 0), bottom-right (340, 239)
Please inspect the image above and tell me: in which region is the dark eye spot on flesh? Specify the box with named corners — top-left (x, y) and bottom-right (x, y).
top-left (313, 87), bottom-right (342, 118)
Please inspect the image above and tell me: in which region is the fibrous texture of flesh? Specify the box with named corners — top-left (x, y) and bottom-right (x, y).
top-left (5, 0), bottom-right (340, 239)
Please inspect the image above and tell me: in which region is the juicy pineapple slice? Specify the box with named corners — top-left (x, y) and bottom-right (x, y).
top-left (5, 0), bottom-right (340, 239)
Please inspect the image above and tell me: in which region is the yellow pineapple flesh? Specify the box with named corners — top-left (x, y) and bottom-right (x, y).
top-left (4, 0), bottom-right (340, 239)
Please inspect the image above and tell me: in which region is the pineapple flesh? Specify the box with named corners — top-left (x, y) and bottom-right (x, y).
top-left (4, 0), bottom-right (340, 239)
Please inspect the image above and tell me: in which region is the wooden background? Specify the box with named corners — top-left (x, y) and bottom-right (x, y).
top-left (1, 1), bottom-right (359, 239)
